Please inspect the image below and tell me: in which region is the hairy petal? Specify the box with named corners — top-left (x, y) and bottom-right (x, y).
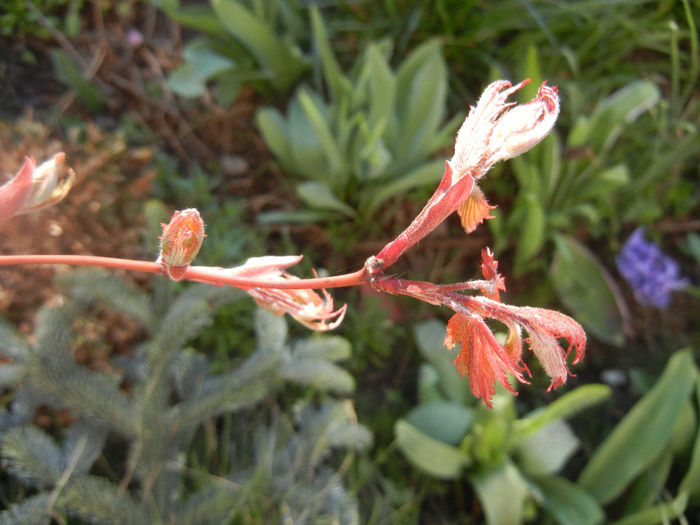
top-left (445, 313), bottom-right (525, 408)
top-left (0, 158), bottom-right (35, 223)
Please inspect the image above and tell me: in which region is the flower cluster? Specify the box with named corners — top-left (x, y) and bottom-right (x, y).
top-left (0, 78), bottom-right (586, 408)
top-left (616, 227), bottom-right (689, 308)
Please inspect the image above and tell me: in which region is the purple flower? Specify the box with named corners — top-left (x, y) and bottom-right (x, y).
top-left (616, 228), bottom-right (689, 308)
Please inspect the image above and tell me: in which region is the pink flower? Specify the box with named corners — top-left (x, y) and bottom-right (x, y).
top-left (158, 208), bottom-right (206, 280)
top-left (371, 249), bottom-right (585, 408)
top-left (374, 80), bottom-right (559, 269)
top-left (224, 256), bottom-right (347, 331)
top-left (0, 154), bottom-right (76, 223)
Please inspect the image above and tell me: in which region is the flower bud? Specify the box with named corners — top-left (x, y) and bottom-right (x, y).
top-left (158, 208), bottom-right (205, 280)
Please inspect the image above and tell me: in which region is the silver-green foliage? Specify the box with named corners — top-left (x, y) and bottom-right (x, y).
top-left (255, 7), bottom-right (462, 223)
top-left (0, 270), bottom-right (369, 524)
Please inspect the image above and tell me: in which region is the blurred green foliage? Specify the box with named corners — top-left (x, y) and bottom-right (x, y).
top-left (157, 0), bottom-right (308, 105)
top-left (397, 321), bottom-right (700, 524)
top-left (0, 0), bottom-right (83, 39)
top-left (255, 6), bottom-right (461, 224)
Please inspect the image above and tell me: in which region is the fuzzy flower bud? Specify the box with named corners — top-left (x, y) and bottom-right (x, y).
top-left (450, 79), bottom-right (559, 181)
top-left (0, 153), bottom-right (76, 223)
top-left (158, 208), bottom-right (205, 280)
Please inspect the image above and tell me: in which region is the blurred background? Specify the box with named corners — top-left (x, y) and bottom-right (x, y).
top-left (0, 1), bottom-right (698, 523)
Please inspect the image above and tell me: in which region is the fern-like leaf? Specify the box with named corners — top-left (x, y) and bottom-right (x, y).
top-left (0, 492), bottom-right (52, 525)
top-left (60, 475), bottom-right (149, 525)
top-left (2, 426), bottom-right (63, 488)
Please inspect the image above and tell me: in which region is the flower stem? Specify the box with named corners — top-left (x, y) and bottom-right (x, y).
top-left (0, 255), bottom-right (367, 290)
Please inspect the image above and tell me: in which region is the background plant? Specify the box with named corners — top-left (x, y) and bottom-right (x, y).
top-left (157, 0), bottom-right (309, 106)
top-left (0, 271), bottom-right (370, 523)
top-left (255, 6), bottom-right (462, 224)
top-left (394, 320), bottom-right (700, 525)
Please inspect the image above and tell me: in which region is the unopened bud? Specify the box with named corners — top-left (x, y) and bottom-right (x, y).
top-left (158, 208), bottom-right (205, 280)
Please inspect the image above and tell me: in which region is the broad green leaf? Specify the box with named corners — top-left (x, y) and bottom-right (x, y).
top-left (166, 65), bottom-right (206, 98)
top-left (156, 3), bottom-right (230, 40)
top-left (362, 159), bottom-right (445, 216)
top-left (521, 44), bottom-right (542, 101)
top-left (405, 401), bottom-right (474, 446)
top-left (395, 40), bottom-right (447, 168)
top-left (51, 50), bottom-right (103, 112)
top-left (367, 44), bottom-right (396, 134)
top-left (256, 209), bottom-right (339, 225)
top-left (394, 420), bottom-right (470, 479)
top-left (551, 234), bottom-right (626, 346)
top-left (622, 451), bottom-right (673, 516)
top-left (183, 39), bottom-right (236, 79)
top-left (609, 492), bottom-right (688, 525)
top-left (531, 475), bottom-right (604, 525)
top-left (211, 0), bottom-right (306, 92)
top-left (417, 363), bottom-right (443, 404)
top-left (255, 108), bottom-right (291, 164)
top-left (287, 95), bottom-right (329, 179)
top-left (297, 89), bottom-right (346, 178)
top-left (514, 384), bottom-right (611, 440)
top-left (568, 81), bottom-right (660, 154)
top-left (578, 350), bottom-right (697, 504)
top-left (576, 164), bottom-right (630, 202)
top-left (513, 419), bottom-right (579, 476)
top-left (514, 192), bottom-right (545, 268)
top-left (296, 181), bottom-right (355, 217)
top-left (470, 461), bottom-right (530, 525)
top-left (679, 383), bottom-right (700, 499)
top-left (310, 6), bottom-right (350, 102)
top-left (413, 320), bottom-right (469, 405)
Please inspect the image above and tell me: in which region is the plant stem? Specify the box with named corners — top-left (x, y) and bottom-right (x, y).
top-left (0, 254), bottom-right (367, 290)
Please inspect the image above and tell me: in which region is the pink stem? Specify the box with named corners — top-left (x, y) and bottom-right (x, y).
top-left (0, 255), bottom-right (367, 290)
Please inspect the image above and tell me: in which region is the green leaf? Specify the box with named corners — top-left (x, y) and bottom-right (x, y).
top-left (679, 383), bottom-right (700, 499)
top-left (362, 159), bottom-right (445, 216)
top-left (211, 0), bottom-right (306, 92)
top-left (296, 181), bottom-right (355, 217)
top-left (405, 401), bottom-right (474, 446)
top-left (2, 426), bottom-right (62, 487)
top-left (0, 493), bottom-right (52, 525)
top-left (50, 50), bottom-right (103, 112)
top-left (513, 419), bottom-right (579, 476)
top-left (470, 461), bottom-right (530, 525)
top-left (297, 89), bottom-right (346, 177)
top-left (287, 95), bottom-right (329, 180)
top-left (183, 39), bottom-right (236, 79)
top-left (255, 107), bottom-right (291, 164)
top-left (394, 420), bottom-right (470, 480)
top-left (156, 4), bottom-right (230, 40)
top-left (514, 192), bottom-right (546, 268)
top-left (281, 358), bottom-right (355, 394)
top-left (568, 81), bottom-right (660, 154)
top-left (609, 492), bottom-right (688, 525)
top-left (531, 475), bottom-right (604, 525)
top-left (61, 475), bottom-right (148, 525)
top-left (395, 40), bottom-right (447, 167)
top-left (622, 451), bottom-right (673, 515)
top-left (292, 336), bottom-right (351, 362)
top-left (576, 164), bottom-right (630, 202)
top-left (413, 320), bottom-right (469, 405)
top-left (254, 308), bottom-right (287, 353)
top-left (551, 234), bottom-right (626, 346)
top-left (310, 6), bottom-right (350, 103)
top-left (514, 384), bottom-right (611, 439)
top-left (366, 44), bottom-right (396, 133)
top-left (578, 350), bottom-right (697, 504)
top-left (256, 209), bottom-right (339, 225)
